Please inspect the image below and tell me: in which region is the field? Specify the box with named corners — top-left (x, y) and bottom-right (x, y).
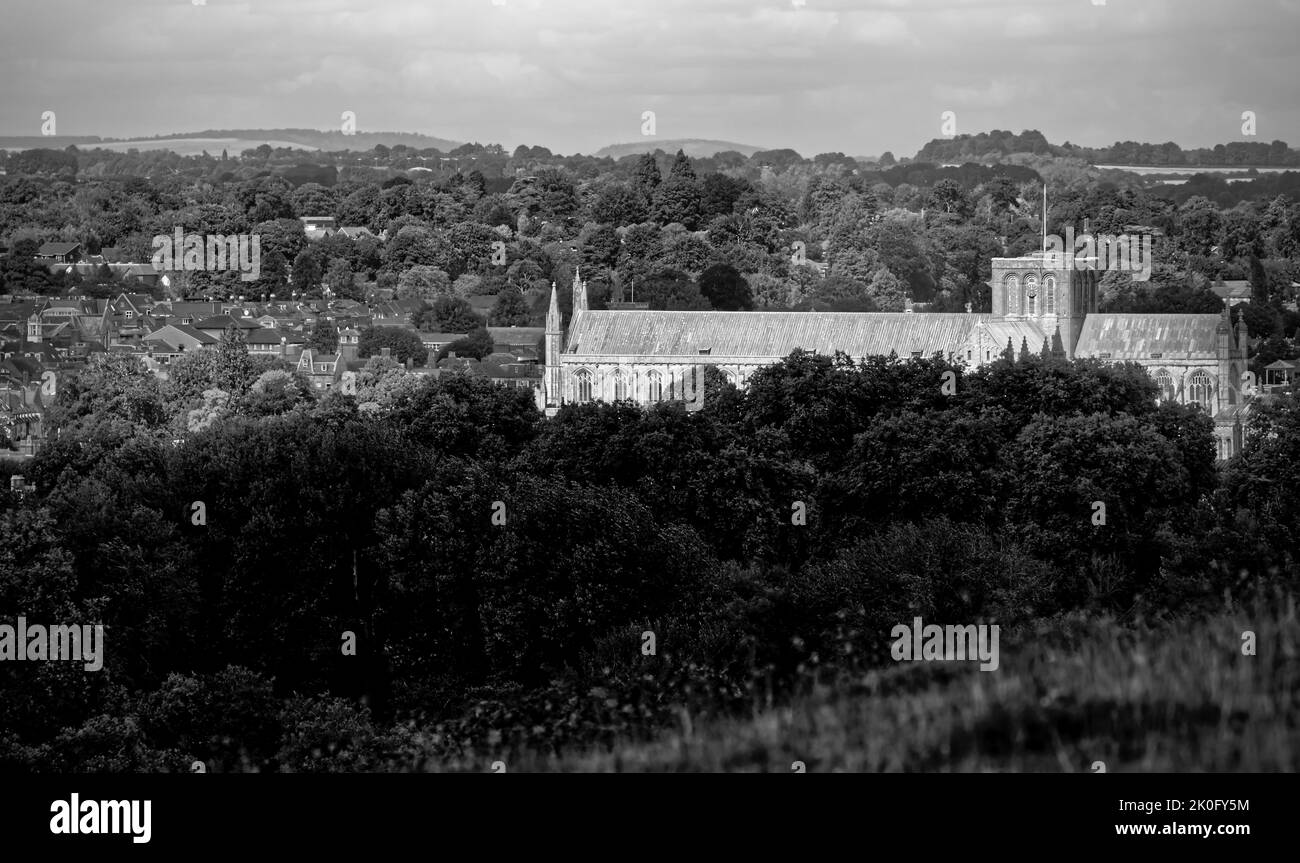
top-left (437, 598), bottom-right (1299, 772)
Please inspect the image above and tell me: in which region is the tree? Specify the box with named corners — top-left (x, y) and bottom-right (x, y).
top-left (698, 263), bottom-right (753, 310)
top-left (436, 327), bottom-right (495, 361)
top-left (291, 250), bottom-right (322, 295)
top-left (489, 290), bottom-right (532, 326)
top-left (306, 320), bottom-right (339, 354)
top-left (632, 153), bottom-right (662, 202)
top-left (43, 353), bottom-right (167, 437)
top-left (325, 259), bottom-right (356, 300)
top-left (357, 326), bottom-right (429, 366)
top-left (640, 269), bottom-right (711, 310)
top-left (795, 275), bottom-right (877, 312)
top-left (396, 265), bottom-right (451, 300)
top-left (417, 295), bottom-right (480, 333)
top-left (215, 325), bottom-right (257, 393)
top-left (652, 153), bottom-right (702, 228)
top-left (591, 182), bottom-right (649, 226)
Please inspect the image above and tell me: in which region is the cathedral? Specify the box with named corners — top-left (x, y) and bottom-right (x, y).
top-left (543, 254), bottom-right (1249, 459)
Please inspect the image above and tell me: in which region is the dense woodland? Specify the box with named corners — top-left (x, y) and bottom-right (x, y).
top-left (4, 134), bottom-right (1300, 344)
top-left (2, 135), bottom-right (1300, 770)
top-left (2, 340), bottom-right (1299, 770)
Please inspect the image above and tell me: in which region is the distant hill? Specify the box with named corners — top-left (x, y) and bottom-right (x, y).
top-left (913, 129), bottom-right (1300, 169)
top-left (0, 129), bottom-right (462, 155)
top-left (594, 139), bottom-right (765, 160)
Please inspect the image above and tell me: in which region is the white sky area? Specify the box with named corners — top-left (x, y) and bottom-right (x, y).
top-left (1, 0), bottom-right (1294, 156)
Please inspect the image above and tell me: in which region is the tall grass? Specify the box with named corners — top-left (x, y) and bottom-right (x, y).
top-left (422, 595), bottom-right (1298, 772)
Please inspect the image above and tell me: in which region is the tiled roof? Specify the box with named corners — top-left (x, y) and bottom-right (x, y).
top-left (1210, 280), bottom-right (1252, 299)
top-left (488, 326), bottom-right (544, 345)
top-left (246, 328), bottom-right (303, 344)
top-left (194, 314), bottom-right (262, 331)
top-left (37, 242), bottom-right (80, 255)
top-left (972, 320), bottom-right (1049, 356)
top-left (565, 311), bottom-right (984, 359)
top-left (1075, 314), bottom-right (1225, 360)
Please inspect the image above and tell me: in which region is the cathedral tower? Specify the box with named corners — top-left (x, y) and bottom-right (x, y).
top-left (544, 280), bottom-right (562, 415)
top-left (991, 252), bottom-right (1097, 358)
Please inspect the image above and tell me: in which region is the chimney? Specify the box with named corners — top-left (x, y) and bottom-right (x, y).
top-left (381, 347), bottom-right (391, 359)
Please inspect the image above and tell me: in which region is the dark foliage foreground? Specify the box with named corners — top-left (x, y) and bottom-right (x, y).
top-left (2, 350), bottom-right (1298, 771)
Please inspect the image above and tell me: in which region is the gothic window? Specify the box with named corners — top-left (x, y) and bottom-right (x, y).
top-left (646, 369), bottom-right (663, 402)
top-left (720, 369), bottom-right (736, 386)
top-left (1003, 275), bottom-right (1019, 314)
top-left (1188, 370), bottom-right (1212, 411)
top-left (1044, 276), bottom-right (1056, 314)
top-left (613, 368), bottom-right (628, 401)
top-left (1023, 275), bottom-right (1038, 316)
top-left (576, 369), bottom-right (593, 403)
top-left (1154, 369), bottom-right (1174, 402)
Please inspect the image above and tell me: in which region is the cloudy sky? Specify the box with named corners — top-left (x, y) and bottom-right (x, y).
top-left (2, 0), bottom-right (1295, 156)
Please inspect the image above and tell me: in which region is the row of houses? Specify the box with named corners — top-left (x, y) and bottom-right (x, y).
top-left (0, 288), bottom-right (548, 455)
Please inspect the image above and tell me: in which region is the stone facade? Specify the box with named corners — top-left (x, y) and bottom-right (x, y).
top-left (542, 259), bottom-right (1251, 458)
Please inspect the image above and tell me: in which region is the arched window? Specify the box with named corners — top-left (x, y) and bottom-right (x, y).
top-left (575, 369), bottom-right (593, 404)
top-left (646, 369), bottom-right (662, 402)
top-left (1043, 276), bottom-right (1056, 315)
top-left (720, 369), bottom-right (736, 386)
top-left (1154, 369), bottom-right (1174, 402)
top-left (1003, 275), bottom-right (1019, 314)
top-left (612, 368), bottom-right (628, 401)
top-left (1023, 274), bottom-right (1038, 316)
top-left (1188, 370), bottom-right (1212, 411)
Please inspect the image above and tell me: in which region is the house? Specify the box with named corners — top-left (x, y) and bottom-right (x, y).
top-left (1210, 279), bottom-right (1252, 307)
top-left (487, 326), bottom-right (544, 356)
top-left (0, 381), bottom-right (45, 457)
top-left (435, 354), bottom-right (543, 392)
top-left (193, 314), bottom-right (263, 341)
top-left (246, 327), bottom-right (305, 359)
top-left (142, 324), bottom-right (218, 363)
top-left (1264, 358), bottom-right (1300, 391)
top-left (296, 348), bottom-right (346, 390)
top-left (151, 301), bottom-right (226, 327)
top-left (300, 216), bottom-right (337, 241)
top-left (337, 226), bottom-right (376, 241)
top-left (418, 332), bottom-right (468, 354)
top-left (34, 242), bottom-right (81, 264)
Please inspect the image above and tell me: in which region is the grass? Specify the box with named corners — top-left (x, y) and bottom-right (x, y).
top-left (427, 596), bottom-right (1299, 772)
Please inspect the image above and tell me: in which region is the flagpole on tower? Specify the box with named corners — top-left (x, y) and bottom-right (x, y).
top-left (1041, 183), bottom-right (1047, 256)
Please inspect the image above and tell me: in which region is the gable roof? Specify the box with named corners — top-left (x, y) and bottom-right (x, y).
top-left (194, 314), bottom-right (262, 331)
top-left (564, 311), bottom-right (983, 359)
top-left (1075, 314), bottom-right (1225, 360)
top-left (36, 242), bottom-right (80, 256)
top-left (1210, 280), bottom-right (1252, 300)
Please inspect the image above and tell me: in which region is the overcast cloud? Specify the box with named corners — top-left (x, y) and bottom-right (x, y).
top-left (1, 0), bottom-right (1294, 155)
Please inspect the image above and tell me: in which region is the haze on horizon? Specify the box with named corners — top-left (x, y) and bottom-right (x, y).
top-left (1, 0), bottom-right (1294, 157)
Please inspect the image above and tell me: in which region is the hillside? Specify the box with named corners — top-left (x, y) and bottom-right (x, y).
top-left (0, 128), bottom-right (463, 156)
top-left (594, 138), bottom-right (765, 160)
